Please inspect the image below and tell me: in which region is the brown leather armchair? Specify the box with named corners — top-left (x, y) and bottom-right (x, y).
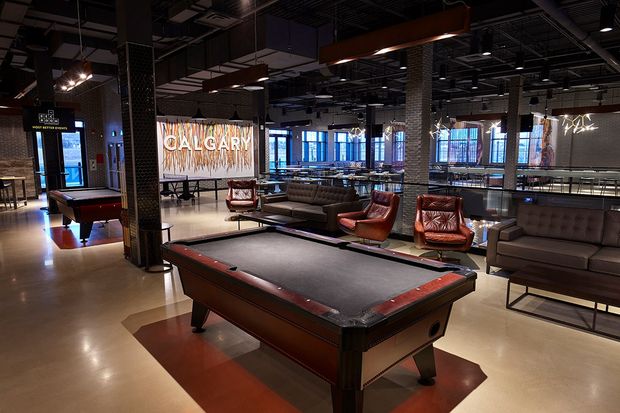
top-left (414, 194), bottom-right (474, 260)
top-left (225, 179), bottom-right (258, 212)
top-left (337, 190), bottom-right (400, 243)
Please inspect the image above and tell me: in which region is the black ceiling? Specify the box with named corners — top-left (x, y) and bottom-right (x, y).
top-left (1, 0), bottom-right (619, 109)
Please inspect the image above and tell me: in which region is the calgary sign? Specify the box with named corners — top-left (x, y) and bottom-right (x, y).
top-left (157, 120), bottom-right (253, 174)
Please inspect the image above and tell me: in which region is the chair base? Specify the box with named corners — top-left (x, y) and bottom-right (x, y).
top-left (421, 250), bottom-right (461, 264)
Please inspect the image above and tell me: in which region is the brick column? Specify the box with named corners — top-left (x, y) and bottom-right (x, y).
top-left (116, 0), bottom-right (161, 267)
top-left (503, 76), bottom-right (522, 190)
top-left (402, 45), bottom-right (433, 235)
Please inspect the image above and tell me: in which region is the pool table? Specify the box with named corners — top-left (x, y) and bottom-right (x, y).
top-left (162, 226), bottom-right (476, 413)
top-left (48, 187), bottom-right (122, 242)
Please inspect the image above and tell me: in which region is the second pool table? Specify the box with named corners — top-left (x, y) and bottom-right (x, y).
top-left (162, 226), bottom-right (477, 412)
top-left (48, 187), bottom-right (122, 242)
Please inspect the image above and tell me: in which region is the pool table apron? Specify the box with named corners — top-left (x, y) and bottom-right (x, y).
top-left (176, 263), bottom-right (469, 390)
top-left (55, 200), bottom-right (122, 240)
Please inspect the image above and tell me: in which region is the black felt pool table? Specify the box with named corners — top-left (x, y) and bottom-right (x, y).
top-left (48, 187), bottom-right (122, 242)
top-left (162, 226), bottom-right (476, 413)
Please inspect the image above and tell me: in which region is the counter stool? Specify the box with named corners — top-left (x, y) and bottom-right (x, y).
top-left (577, 177), bottom-right (596, 194)
top-left (600, 178), bottom-right (618, 196)
top-left (549, 176), bottom-right (564, 193)
top-left (140, 222), bottom-right (174, 273)
top-left (0, 179), bottom-right (10, 209)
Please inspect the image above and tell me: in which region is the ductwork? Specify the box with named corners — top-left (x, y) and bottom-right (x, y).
top-left (531, 0), bottom-right (620, 73)
top-left (0, 0), bottom-right (32, 67)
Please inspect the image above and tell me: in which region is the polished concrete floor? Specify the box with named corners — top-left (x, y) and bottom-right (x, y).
top-left (1, 194), bottom-right (619, 412)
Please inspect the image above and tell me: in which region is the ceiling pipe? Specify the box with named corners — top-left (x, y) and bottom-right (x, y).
top-left (531, 0), bottom-right (620, 73)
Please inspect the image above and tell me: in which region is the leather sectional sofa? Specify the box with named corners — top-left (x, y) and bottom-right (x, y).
top-left (261, 183), bottom-right (363, 232)
top-left (486, 204), bottom-right (620, 277)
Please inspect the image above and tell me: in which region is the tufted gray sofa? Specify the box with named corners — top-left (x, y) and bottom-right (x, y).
top-left (261, 183), bottom-right (363, 231)
top-left (486, 204), bottom-right (620, 277)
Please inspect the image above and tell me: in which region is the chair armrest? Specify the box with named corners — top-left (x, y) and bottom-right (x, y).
top-left (499, 225), bottom-right (523, 241)
top-left (459, 224), bottom-right (475, 249)
top-left (337, 210), bottom-right (367, 220)
top-left (414, 220), bottom-right (427, 248)
top-left (487, 218), bottom-right (517, 266)
top-left (260, 194), bottom-right (288, 204)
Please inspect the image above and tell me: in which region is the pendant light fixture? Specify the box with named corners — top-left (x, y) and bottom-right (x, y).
top-left (316, 87), bottom-right (333, 99)
top-left (562, 76), bottom-right (571, 91)
top-left (192, 104), bottom-right (206, 120)
top-left (265, 113), bottom-right (275, 125)
top-left (600, 1), bottom-right (617, 32)
top-left (471, 72), bottom-right (479, 90)
top-left (439, 63), bottom-right (448, 80)
top-left (399, 51), bottom-right (407, 70)
top-left (229, 106), bottom-right (242, 122)
top-left (481, 30), bottom-right (493, 56)
top-left (515, 51), bottom-right (525, 70)
top-left (540, 62), bottom-right (550, 82)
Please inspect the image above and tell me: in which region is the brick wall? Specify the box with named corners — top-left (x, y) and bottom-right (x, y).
top-left (0, 115), bottom-right (36, 198)
top-left (401, 45), bottom-right (433, 235)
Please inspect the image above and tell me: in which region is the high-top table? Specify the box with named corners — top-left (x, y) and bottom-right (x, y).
top-left (0, 176), bottom-right (27, 209)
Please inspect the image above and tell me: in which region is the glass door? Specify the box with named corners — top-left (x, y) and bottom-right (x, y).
top-left (35, 132), bottom-right (46, 189)
top-left (268, 129), bottom-right (290, 170)
top-left (62, 121), bottom-right (87, 187)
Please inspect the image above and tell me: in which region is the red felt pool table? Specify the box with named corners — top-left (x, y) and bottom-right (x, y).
top-left (48, 187), bottom-right (122, 242)
top-left (162, 226), bottom-right (477, 413)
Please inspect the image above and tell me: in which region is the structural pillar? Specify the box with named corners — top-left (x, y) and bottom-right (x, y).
top-left (33, 50), bottom-right (64, 213)
top-left (503, 76), bottom-right (523, 190)
top-left (254, 90), bottom-right (267, 175)
top-left (402, 45), bottom-right (433, 235)
top-left (365, 106), bottom-right (376, 169)
top-left (116, 0), bottom-right (161, 266)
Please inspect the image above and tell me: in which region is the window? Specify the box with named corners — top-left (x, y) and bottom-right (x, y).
top-left (334, 132), bottom-right (353, 161)
top-left (435, 128), bottom-right (478, 164)
top-left (490, 124), bottom-right (544, 165)
top-left (302, 130), bottom-right (327, 162)
top-left (268, 129), bottom-right (290, 170)
top-left (393, 131), bottom-right (405, 162)
top-left (352, 135), bottom-right (366, 161)
top-left (374, 137), bottom-right (385, 162)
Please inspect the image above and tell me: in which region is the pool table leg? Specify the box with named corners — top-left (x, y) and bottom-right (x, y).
top-left (331, 385), bottom-right (363, 413)
top-left (62, 215), bottom-right (72, 227)
top-left (191, 301), bottom-right (210, 333)
top-left (79, 222), bottom-right (94, 242)
top-left (413, 344), bottom-right (436, 386)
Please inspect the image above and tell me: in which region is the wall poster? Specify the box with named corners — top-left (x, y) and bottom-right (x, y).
top-left (157, 119), bottom-right (254, 178)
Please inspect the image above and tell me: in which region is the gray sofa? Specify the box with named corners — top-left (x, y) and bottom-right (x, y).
top-left (486, 204), bottom-right (620, 277)
top-left (261, 183), bottom-right (363, 231)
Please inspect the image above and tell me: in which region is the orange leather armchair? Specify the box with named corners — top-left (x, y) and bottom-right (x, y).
top-left (414, 194), bottom-right (474, 260)
top-left (337, 190), bottom-right (400, 242)
top-left (226, 179), bottom-right (258, 212)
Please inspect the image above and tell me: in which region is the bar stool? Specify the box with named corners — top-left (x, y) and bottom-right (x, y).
top-left (140, 222), bottom-right (174, 273)
top-left (577, 177), bottom-right (597, 194)
top-left (600, 178), bottom-right (618, 196)
top-left (0, 179), bottom-right (10, 209)
top-left (548, 176), bottom-right (564, 193)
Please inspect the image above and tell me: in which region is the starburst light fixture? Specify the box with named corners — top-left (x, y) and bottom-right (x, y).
top-left (561, 114), bottom-right (598, 135)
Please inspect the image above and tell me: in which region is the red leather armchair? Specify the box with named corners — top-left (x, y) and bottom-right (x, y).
top-left (414, 194), bottom-right (474, 260)
top-left (337, 190), bottom-right (400, 243)
top-left (225, 179), bottom-right (258, 212)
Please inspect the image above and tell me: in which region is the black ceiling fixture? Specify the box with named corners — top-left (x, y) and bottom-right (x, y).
top-left (439, 64), bottom-right (448, 80)
top-left (515, 51), bottom-right (525, 70)
top-left (600, 1), bottom-right (617, 32)
top-left (540, 62), bottom-right (550, 82)
top-left (357, 112), bottom-right (364, 120)
top-left (229, 106), bottom-right (242, 122)
top-left (381, 78), bottom-right (388, 89)
top-left (481, 30), bottom-right (493, 56)
top-left (562, 77), bottom-right (571, 91)
top-left (192, 105), bottom-right (206, 120)
top-left (497, 83), bottom-right (505, 96)
top-left (529, 96), bottom-right (540, 106)
top-left (471, 72), bottom-right (479, 90)
top-left (265, 113), bottom-right (275, 125)
top-left (546, 89), bottom-right (554, 100)
top-left (399, 51), bottom-right (407, 70)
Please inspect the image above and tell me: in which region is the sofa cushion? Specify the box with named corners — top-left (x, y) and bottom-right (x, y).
top-left (589, 247), bottom-right (620, 276)
top-left (262, 201), bottom-right (308, 216)
top-left (311, 185), bottom-right (357, 205)
top-left (497, 235), bottom-right (599, 270)
top-left (602, 211), bottom-right (620, 247)
top-left (516, 204), bottom-right (604, 244)
top-left (229, 200), bottom-right (255, 207)
top-left (291, 204), bottom-right (327, 222)
top-left (286, 183), bottom-right (318, 203)
top-left (425, 232), bottom-right (467, 245)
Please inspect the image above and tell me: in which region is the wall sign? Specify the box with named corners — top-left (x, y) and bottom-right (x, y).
top-left (22, 106), bottom-right (76, 132)
top-left (157, 119), bottom-right (254, 178)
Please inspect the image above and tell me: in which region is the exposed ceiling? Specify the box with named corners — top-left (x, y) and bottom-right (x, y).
top-left (1, 0), bottom-right (620, 112)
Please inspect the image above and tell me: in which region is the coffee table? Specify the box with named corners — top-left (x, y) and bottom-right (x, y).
top-left (507, 265), bottom-right (620, 339)
top-left (236, 210), bottom-right (308, 230)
